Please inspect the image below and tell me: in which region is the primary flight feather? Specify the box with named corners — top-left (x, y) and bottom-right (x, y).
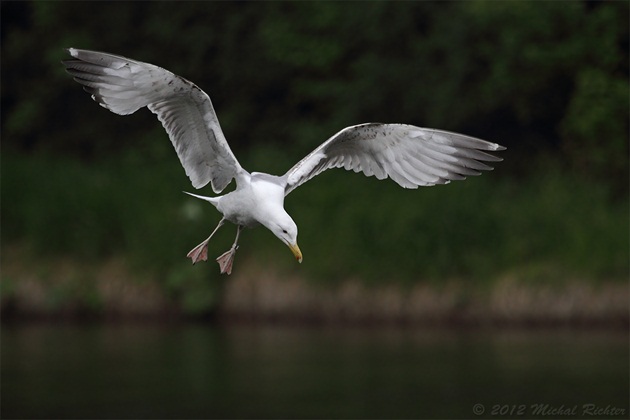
top-left (63, 48), bottom-right (505, 275)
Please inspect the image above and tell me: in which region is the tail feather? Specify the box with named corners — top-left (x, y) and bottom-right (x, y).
top-left (183, 191), bottom-right (220, 207)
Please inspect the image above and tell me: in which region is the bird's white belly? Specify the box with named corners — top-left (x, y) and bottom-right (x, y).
top-left (217, 190), bottom-right (260, 228)
top-left (217, 175), bottom-right (286, 228)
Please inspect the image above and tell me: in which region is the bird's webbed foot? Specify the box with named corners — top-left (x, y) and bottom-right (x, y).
top-left (187, 240), bottom-right (209, 264)
top-left (216, 246), bottom-right (238, 275)
top-left (187, 219), bottom-right (226, 265)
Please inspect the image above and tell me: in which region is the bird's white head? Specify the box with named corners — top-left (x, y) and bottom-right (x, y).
top-left (265, 211), bottom-right (302, 263)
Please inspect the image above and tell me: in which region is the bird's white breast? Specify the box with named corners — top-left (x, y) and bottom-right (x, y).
top-left (217, 173), bottom-right (285, 228)
top-left (250, 173), bottom-right (286, 208)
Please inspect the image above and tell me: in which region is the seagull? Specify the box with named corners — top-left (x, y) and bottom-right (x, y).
top-left (63, 48), bottom-right (505, 275)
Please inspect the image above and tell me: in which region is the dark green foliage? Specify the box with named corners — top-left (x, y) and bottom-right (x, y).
top-left (3, 2), bottom-right (628, 178)
top-left (4, 151), bottom-right (628, 288)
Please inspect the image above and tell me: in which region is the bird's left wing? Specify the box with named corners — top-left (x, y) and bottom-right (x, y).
top-left (283, 123), bottom-right (505, 195)
top-left (63, 48), bottom-right (243, 193)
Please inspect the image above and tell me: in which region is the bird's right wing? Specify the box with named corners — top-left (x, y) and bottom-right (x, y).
top-left (283, 123), bottom-right (505, 195)
top-left (63, 48), bottom-right (243, 192)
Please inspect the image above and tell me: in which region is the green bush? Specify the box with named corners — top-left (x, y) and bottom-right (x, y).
top-left (4, 151), bottom-right (627, 288)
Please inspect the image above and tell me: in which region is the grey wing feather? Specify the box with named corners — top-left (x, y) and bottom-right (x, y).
top-left (63, 48), bottom-right (243, 192)
top-left (283, 123), bottom-right (505, 195)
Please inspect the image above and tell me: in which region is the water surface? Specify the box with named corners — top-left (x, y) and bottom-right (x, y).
top-left (2, 323), bottom-right (627, 419)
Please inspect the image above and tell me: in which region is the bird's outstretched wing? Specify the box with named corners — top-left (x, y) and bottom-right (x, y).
top-left (283, 123), bottom-right (505, 195)
top-left (63, 48), bottom-right (243, 193)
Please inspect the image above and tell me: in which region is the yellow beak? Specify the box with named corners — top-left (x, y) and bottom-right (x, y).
top-left (288, 242), bottom-right (303, 263)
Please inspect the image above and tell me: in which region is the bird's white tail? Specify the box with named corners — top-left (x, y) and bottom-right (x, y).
top-left (183, 191), bottom-right (220, 208)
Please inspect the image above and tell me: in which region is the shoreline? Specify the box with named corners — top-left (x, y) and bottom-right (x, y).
top-left (2, 251), bottom-right (628, 328)
top-left (216, 265), bottom-right (629, 329)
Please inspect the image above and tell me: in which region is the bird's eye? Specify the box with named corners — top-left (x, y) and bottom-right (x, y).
top-left (282, 229), bottom-right (288, 234)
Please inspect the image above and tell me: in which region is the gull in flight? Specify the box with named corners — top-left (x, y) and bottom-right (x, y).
top-left (63, 48), bottom-right (505, 275)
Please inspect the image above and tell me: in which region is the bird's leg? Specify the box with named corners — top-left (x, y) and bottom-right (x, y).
top-left (216, 225), bottom-right (243, 275)
top-left (187, 218), bottom-right (226, 264)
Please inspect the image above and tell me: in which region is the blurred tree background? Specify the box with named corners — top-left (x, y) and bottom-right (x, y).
top-left (1, 1), bottom-right (628, 315)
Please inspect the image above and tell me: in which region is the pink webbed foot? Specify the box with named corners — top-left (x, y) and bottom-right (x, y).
top-left (187, 241), bottom-right (209, 264)
top-left (216, 247), bottom-right (238, 275)
top-left (187, 219), bottom-right (226, 265)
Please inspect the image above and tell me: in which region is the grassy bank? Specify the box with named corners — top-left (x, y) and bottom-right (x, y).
top-left (3, 249), bottom-right (628, 326)
top-left (2, 150), bottom-right (628, 315)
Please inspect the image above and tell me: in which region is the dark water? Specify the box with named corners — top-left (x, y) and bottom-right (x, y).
top-left (1, 323), bottom-right (628, 419)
